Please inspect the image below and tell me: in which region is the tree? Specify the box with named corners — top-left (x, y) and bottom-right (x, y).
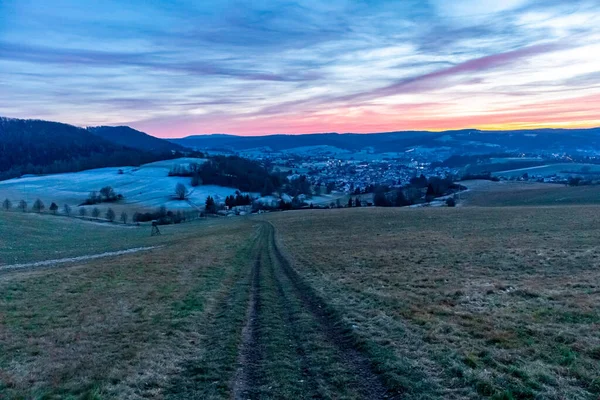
top-left (394, 190), bottom-right (408, 207)
top-left (446, 197), bottom-right (457, 207)
top-left (18, 200), bottom-right (27, 212)
top-left (49, 202), bottom-right (59, 214)
top-left (191, 174), bottom-right (202, 187)
top-left (326, 182), bottom-right (336, 194)
top-left (261, 178), bottom-right (275, 196)
top-left (313, 184), bottom-right (321, 196)
top-left (100, 186), bottom-right (116, 201)
top-left (425, 184), bottom-right (435, 202)
top-left (354, 197), bottom-right (362, 207)
top-left (374, 186), bottom-right (391, 207)
top-left (120, 211), bottom-right (128, 224)
top-left (63, 204), bottom-right (72, 216)
top-left (106, 208), bottom-right (116, 222)
top-left (32, 199), bottom-right (45, 213)
top-left (2, 199), bottom-right (11, 211)
top-left (79, 207), bottom-right (87, 217)
top-left (92, 207), bottom-right (100, 219)
top-left (347, 198), bottom-right (353, 207)
top-left (410, 174), bottom-right (428, 188)
top-left (175, 183), bottom-right (187, 200)
top-left (87, 191), bottom-right (100, 205)
top-left (205, 195), bottom-right (216, 213)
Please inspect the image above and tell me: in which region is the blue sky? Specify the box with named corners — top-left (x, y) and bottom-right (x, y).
top-left (1, 0), bottom-right (599, 137)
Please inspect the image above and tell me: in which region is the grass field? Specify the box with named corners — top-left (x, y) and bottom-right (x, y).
top-left (460, 180), bottom-right (600, 207)
top-left (492, 163), bottom-right (600, 178)
top-left (0, 158), bottom-right (242, 215)
top-left (1, 205), bottom-right (599, 399)
top-left (266, 207), bottom-right (600, 399)
top-left (0, 211), bottom-right (228, 265)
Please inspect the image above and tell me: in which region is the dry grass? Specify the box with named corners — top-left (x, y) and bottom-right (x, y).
top-left (0, 219), bottom-right (257, 399)
top-left (460, 180), bottom-right (600, 207)
top-left (265, 207), bottom-right (600, 399)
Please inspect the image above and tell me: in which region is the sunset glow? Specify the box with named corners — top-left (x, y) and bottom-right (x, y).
top-left (1, 0), bottom-right (600, 137)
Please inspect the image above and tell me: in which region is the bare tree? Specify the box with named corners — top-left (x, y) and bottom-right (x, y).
top-left (63, 204), bottom-right (72, 216)
top-left (106, 208), bottom-right (116, 222)
top-left (32, 199), bottom-right (45, 213)
top-left (79, 207), bottom-right (87, 217)
top-left (2, 199), bottom-right (11, 211)
top-left (49, 202), bottom-right (59, 214)
top-left (18, 200), bottom-right (27, 212)
top-left (100, 186), bottom-right (116, 201)
top-left (175, 183), bottom-right (187, 200)
top-left (120, 211), bottom-right (128, 224)
top-left (92, 207), bottom-right (100, 219)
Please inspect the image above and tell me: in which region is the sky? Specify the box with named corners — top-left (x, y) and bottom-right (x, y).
top-left (1, 0), bottom-right (600, 137)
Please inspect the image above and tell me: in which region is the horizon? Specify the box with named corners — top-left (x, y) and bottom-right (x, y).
top-left (2, 1), bottom-right (600, 138)
top-left (4, 114), bottom-right (600, 139)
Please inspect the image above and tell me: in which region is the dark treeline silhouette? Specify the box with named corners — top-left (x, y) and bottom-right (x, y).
top-left (133, 206), bottom-right (189, 225)
top-left (195, 156), bottom-right (284, 193)
top-left (225, 193), bottom-right (252, 208)
top-left (0, 117), bottom-right (181, 180)
top-left (83, 186), bottom-right (124, 205)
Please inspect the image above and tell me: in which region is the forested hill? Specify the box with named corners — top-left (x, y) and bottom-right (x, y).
top-left (87, 125), bottom-right (185, 153)
top-left (0, 117), bottom-right (179, 180)
top-left (172, 128), bottom-right (600, 154)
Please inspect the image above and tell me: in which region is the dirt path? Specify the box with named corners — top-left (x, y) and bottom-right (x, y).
top-left (0, 246), bottom-right (158, 273)
top-left (230, 222), bottom-right (394, 399)
top-left (232, 254), bottom-right (264, 399)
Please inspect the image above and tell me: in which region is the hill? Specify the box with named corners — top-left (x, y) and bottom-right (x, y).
top-left (171, 127), bottom-right (600, 156)
top-left (0, 117), bottom-right (179, 180)
top-left (458, 179), bottom-right (600, 207)
top-left (1, 207), bottom-right (599, 398)
top-left (87, 125), bottom-right (186, 153)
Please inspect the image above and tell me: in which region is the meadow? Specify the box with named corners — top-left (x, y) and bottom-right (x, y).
top-left (1, 203), bottom-right (599, 399)
top-left (0, 158), bottom-right (241, 215)
top-left (492, 163), bottom-right (600, 178)
top-left (266, 207), bottom-right (600, 399)
top-left (460, 180), bottom-right (600, 207)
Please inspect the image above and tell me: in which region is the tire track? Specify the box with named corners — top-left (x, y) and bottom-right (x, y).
top-left (264, 222), bottom-right (395, 399)
top-left (232, 248), bottom-right (264, 399)
top-left (263, 243), bottom-right (321, 397)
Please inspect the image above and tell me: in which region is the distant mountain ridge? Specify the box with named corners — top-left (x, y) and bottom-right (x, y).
top-left (170, 128), bottom-right (600, 155)
top-left (0, 117), bottom-right (181, 180)
top-left (88, 125), bottom-right (185, 153)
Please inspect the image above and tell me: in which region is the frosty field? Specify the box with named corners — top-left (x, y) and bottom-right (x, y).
top-left (0, 158), bottom-right (244, 213)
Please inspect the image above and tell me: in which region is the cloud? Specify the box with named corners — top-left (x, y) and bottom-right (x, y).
top-left (0, 0), bottom-right (598, 136)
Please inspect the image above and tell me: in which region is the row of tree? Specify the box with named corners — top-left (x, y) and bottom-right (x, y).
top-left (2, 198), bottom-right (130, 223)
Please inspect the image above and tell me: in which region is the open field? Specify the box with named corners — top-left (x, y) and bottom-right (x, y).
top-left (1, 205), bottom-right (599, 399)
top-left (0, 211), bottom-right (228, 265)
top-left (459, 180), bottom-right (600, 207)
top-left (492, 163), bottom-right (600, 178)
top-left (0, 158), bottom-right (243, 215)
top-left (266, 207), bottom-right (600, 399)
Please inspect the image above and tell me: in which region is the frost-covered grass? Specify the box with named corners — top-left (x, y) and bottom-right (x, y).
top-left (267, 207), bottom-right (600, 399)
top-left (492, 163), bottom-right (600, 178)
top-left (0, 210), bottom-right (240, 265)
top-left (0, 158), bottom-right (243, 213)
